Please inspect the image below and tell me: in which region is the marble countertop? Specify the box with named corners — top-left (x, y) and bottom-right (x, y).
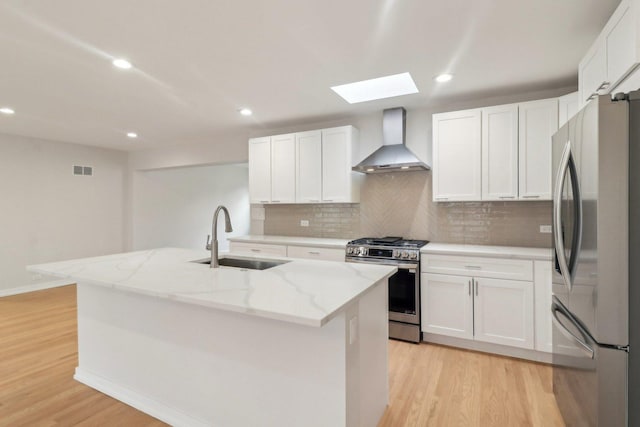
top-left (228, 235), bottom-right (349, 249)
top-left (421, 243), bottom-right (552, 261)
top-left (27, 248), bottom-right (395, 327)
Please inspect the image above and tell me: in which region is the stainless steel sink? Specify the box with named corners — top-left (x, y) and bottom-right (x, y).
top-left (192, 256), bottom-right (289, 270)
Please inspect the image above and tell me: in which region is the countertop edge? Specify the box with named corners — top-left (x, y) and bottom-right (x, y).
top-left (421, 243), bottom-right (553, 261)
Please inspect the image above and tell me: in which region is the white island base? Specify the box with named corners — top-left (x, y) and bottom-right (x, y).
top-left (74, 280), bottom-right (388, 427)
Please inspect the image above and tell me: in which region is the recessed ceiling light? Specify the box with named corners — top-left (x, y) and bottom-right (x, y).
top-left (331, 72), bottom-right (419, 104)
top-left (0, 107), bottom-right (15, 115)
top-left (401, 166), bottom-right (410, 169)
top-left (435, 73), bottom-right (453, 83)
top-left (366, 168), bottom-right (375, 172)
top-left (112, 58), bottom-right (132, 69)
top-left (239, 108), bottom-right (253, 116)
top-left (127, 132), bottom-right (138, 138)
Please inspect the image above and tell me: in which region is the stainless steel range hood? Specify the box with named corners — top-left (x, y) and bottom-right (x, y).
top-left (353, 107), bottom-right (429, 173)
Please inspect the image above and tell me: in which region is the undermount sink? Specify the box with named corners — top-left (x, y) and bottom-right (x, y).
top-left (192, 256), bottom-right (289, 270)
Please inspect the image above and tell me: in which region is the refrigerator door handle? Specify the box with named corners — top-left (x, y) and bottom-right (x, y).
top-left (554, 140), bottom-right (573, 292)
top-left (551, 301), bottom-right (594, 359)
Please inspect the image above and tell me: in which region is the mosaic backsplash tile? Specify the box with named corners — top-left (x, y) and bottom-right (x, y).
top-left (263, 171), bottom-right (552, 248)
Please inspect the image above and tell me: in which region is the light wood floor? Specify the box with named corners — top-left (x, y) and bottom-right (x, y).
top-left (0, 285), bottom-right (564, 426)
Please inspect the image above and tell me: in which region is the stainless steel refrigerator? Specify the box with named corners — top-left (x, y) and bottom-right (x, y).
top-left (551, 92), bottom-right (640, 426)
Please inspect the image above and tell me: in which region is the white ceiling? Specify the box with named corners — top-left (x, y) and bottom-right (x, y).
top-left (0, 0), bottom-right (621, 151)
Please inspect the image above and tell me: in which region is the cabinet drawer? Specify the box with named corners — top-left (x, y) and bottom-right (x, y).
top-left (229, 242), bottom-right (287, 257)
top-left (422, 254), bottom-right (533, 281)
top-left (287, 245), bottom-right (345, 262)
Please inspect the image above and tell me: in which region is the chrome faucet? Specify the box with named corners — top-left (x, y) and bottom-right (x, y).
top-left (206, 205), bottom-right (233, 268)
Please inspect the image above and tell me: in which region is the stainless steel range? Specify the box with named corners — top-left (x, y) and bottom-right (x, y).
top-left (345, 237), bottom-right (428, 343)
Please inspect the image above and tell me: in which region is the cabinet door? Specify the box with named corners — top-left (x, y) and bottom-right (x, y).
top-left (606, 0), bottom-right (637, 89)
top-left (421, 273), bottom-right (474, 339)
top-left (322, 126), bottom-right (357, 202)
top-left (518, 98), bottom-right (558, 200)
top-left (579, 40), bottom-right (608, 105)
top-left (229, 241), bottom-right (287, 257)
top-left (270, 133), bottom-right (296, 204)
top-left (248, 137), bottom-right (272, 204)
top-left (481, 104), bottom-right (518, 201)
top-left (286, 245), bottom-right (345, 261)
top-left (534, 260), bottom-right (552, 353)
top-left (432, 109), bottom-right (482, 201)
top-left (296, 130), bottom-right (322, 203)
top-left (473, 277), bottom-right (534, 349)
top-left (558, 91), bottom-right (579, 128)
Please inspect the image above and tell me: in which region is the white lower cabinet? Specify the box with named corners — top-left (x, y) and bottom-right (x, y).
top-left (473, 277), bottom-right (534, 349)
top-left (228, 242), bottom-right (287, 257)
top-left (422, 256), bottom-right (536, 350)
top-left (286, 245), bottom-right (344, 261)
top-left (533, 260), bottom-right (552, 353)
top-left (421, 273), bottom-right (474, 339)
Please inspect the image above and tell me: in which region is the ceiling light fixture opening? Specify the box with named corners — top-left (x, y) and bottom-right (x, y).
top-left (239, 108), bottom-right (253, 116)
top-left (435, 73), bottom-right (453, 83)
top-left (127, 132), bottom-right (138, 138)
top-left (331, 72), bottom-right (419, 104)
top-left (113, 58), bottom-right (133, 69)
top-left (0, 107), bottom-right (15, 115)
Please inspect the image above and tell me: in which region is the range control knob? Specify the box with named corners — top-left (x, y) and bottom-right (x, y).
top-left (401, 251), bottom-right (409, 259)
top-left (393, 250), bottom-right (400, 258)
top-left (409, 251), bottom-right (418, 260)
top-left (359, 247), bottom-right (367, 256)
top-left (346, 247), bottom-right (353, 255)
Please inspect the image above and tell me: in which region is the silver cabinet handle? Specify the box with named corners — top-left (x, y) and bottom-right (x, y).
top-left (272, 200), bottom-right (281, 203)
top-left (323, 199), bottom-right (333, 202)
top-left (597, 81), bottom-right (610, 91)
top-left (464, 265), bottom-right (481, 270)
top-left (251, 249), bottom-right (261, 252)
top-left (308, 251), bottom-right (320, 255)
top-left (499, 196), bottom-right (515, 199)
top-left (521, 195), bottom-right (540, 199)
top-left (475, 279), bottom-right (479, 296)
top-left (468, 280), bottom-right (471, 296)
top-left (435, 197), bottom-right (449, 201)
top-left (259, 200), bottom-right (269, 203)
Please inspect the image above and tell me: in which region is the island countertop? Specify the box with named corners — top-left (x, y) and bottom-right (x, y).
top-left (27, 248), bottom-right (396, 327)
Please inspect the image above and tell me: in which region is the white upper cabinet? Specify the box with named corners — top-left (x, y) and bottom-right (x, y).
top-left (481, 104), bottom-right (519, 201)
top-left (558, 91), bottom-right (580, 128)
top-left (248, 137), bottom-right (272, 204)
top-left (270, 133), bottom-right (296, 203)
top-left (432, 109), bottom-right (482, 201)
top-left (322, 126), bottom-right (360, 203)
top-left (518, 98), bottom-right (558, 201)
top-left (579, 0), bottom-right (640, 106)
top-left (249, 126), bottom-right (359, 204)
top-left (296, 130), bottom-right (322, 203)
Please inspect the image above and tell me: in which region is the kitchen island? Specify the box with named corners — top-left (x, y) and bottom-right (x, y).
top-left (28, 248), bottom-right (396, 427)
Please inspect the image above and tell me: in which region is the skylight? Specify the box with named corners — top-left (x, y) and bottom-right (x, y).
top-left (331, 72), bottom-right (419, 104)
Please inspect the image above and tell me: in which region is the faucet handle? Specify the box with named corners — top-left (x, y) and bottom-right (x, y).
top-left (205, 234), bottom-right (212, 250)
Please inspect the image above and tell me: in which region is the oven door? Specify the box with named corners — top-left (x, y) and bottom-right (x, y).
top-left (346, 258), bottom-right (419, 324)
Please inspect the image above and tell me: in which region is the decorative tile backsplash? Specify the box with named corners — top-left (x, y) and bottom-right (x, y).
top-left (263, 171), bottom-right (552, 248)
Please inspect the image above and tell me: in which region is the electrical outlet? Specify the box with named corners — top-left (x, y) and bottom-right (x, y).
top-left (300, 220), bottom-right (309, 227)
top-left (539, 225), bottom-right (552, 233)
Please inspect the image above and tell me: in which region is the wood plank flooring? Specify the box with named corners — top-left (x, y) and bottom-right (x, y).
top-left (0, 285), bottom-right (564, 426)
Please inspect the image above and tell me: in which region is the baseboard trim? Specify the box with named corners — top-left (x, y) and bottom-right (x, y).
top-left (0, 280), bottom-right (75, 297)
top-left (422, 333), bottom-right (553, 364)
top-left (74, 367), bottom-right (209, 427)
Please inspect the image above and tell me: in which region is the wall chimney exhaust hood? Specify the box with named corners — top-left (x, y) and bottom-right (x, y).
top-left (353, 107), bottom-right (429, 173)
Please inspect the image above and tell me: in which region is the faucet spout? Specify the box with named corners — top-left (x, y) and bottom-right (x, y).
top-left (210, 205), bottom-right (233, 268)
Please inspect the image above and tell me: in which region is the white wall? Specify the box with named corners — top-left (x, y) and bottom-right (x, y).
top-left (0, 133), bottom-right (127, 294)
top-left (131, 163), bottom-right (250, 252)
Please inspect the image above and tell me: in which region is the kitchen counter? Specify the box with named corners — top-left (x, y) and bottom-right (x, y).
top-left (27, 248), bottom-right (392, 426)
top-left (228, 234), bottom-right (349, 249)
top-left (422, 242), bottom-right (552, 261)
top-left (28, 247), bottom-right (393, 327)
